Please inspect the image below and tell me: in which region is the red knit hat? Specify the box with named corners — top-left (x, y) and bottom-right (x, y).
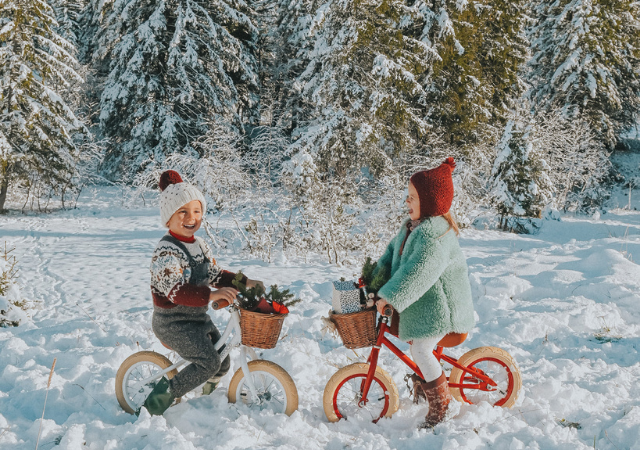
top-left (409, 157), bottom-right (456, 218)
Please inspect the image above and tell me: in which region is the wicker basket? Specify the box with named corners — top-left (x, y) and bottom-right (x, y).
top-left (239, 309), bottom-right (287, 349)
top-left (330, 307), bottom-right (377, 349)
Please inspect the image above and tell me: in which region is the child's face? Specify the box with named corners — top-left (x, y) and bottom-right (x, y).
top-left (167, 200), bottom-right (203, 238)
top-left (407, 182), bottom-right (421, 220)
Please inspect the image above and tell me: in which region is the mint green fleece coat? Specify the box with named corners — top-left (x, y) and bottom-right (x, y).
top-left (375, 216), bottom-right (475, 341)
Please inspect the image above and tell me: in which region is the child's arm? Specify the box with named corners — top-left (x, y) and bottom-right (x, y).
top-left (377, 234), bottom-right (448, 313)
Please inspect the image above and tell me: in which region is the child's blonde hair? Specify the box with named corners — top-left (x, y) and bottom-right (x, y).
top-left (441, 211), bottom-right (460, 236)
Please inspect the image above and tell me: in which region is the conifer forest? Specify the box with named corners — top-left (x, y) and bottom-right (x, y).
top-left (1, 0), bottom-right (640, 260)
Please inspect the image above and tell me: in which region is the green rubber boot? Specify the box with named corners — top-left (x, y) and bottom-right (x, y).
top-left (202, 374), bottom-right (222, 395)
top-left (142, 377), bottom-right (174, 416)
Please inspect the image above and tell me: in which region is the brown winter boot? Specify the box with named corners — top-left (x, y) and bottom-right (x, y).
top-left (419, 372), bottom-right (452, 428)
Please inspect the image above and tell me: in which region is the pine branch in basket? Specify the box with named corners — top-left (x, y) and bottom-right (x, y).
top-left (265, 285), bottom-right (301, 308)
top-left (232, 272), bottom-right (301, 310)
top-left (232, 271), bottom-right (264, 310)
top-left (361, 257), bottom-right (388, 294)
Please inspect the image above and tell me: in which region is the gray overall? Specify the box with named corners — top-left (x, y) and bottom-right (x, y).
top-left (152, 235), bottom-right (230, 398)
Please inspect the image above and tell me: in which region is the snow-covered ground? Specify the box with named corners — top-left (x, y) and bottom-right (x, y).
top-left (1, 184), bottom-right (640, 450)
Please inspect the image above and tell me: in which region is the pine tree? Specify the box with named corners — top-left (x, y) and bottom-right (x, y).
top-left (95, 0), bottom-right (259, 180)
top-left (423, 0), bottom-right (529, 148)
top-left (50, 0), bottom-right (85, 48)
top-left (491, 118), bottom-right (552, 228)
top-left (271, 0), bottom-right (319, 135)
top-left (289, 0), bottom-right (437, 177)
top-left (0, 0), bottom-right (83, 211)
top-left (528, 0), bottom-right (640, 148)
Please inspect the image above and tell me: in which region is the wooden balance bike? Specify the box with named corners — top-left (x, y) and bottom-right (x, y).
top-left (323, 305), bottom-right (522, 422)
top-left (115, 298), bottom-right (298, 416)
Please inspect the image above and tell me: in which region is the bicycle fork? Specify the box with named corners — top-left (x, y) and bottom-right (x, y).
top-left (237, 346), bottom-right (262, 404)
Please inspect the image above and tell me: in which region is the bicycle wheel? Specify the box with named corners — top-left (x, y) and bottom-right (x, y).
top-left (323, 363), bottom-right (399, 423)
top-left (227, 360), bottom-right (298, 416)
top-left (115, 351), bottom-right (179, 414)
top-left (448, 346), bottom-right (522, 408)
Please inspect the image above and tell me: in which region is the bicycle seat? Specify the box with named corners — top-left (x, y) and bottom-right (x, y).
top-left (437, 333), bottom-right (467, 348)
top-left (161, 341), bottom-right (172, 350)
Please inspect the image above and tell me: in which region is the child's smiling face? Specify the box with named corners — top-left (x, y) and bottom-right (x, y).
top-left (407, 182), bottom-right (421, 220)
top-left (167, 200), bottom-right (203, 238)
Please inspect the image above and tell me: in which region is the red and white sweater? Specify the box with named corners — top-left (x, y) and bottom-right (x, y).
top-left (149, 232), bottom-right (244, 309)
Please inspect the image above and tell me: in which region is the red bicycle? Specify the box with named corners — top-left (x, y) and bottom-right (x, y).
top-left (323, 307), bottom-right (522, 422)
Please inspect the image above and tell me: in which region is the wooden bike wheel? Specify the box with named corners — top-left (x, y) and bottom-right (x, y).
top-left (228, 360), bottom-right (298, 416)
top-left (115, 351), bottom-right (179, 414)
top-left (323, 363), bottom-right (399, 423)
top-left (448, 346), bottom-right (522, 408)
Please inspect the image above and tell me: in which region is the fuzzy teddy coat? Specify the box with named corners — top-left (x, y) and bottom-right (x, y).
top-left (375, 216), bottom-right (475, 341)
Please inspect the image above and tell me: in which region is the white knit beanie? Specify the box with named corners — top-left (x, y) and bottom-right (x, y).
top-left (158, 171), bottom-right (207, 227)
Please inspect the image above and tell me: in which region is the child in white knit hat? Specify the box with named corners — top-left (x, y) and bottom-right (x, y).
top-left (142, 170), bottom-right (264, 415)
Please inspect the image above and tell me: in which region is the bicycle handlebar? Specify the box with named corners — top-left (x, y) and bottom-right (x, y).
top-left (211, 298), bottom-right (231, 310)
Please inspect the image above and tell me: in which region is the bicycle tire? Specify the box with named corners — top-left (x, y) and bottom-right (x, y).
top-left (227, 360), bottom-right (298, 416)
top-left (448, 346), bottom-right (522, 408)
top-left (323, 363), bottom-right (399, 423)
top-left (115, 351), bottom-right (180, 414)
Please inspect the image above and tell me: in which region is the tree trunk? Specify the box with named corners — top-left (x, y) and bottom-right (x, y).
top-left (0, 176), bottom-right (8, 212)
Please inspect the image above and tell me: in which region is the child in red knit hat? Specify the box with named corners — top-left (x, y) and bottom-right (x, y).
top-left (142, 170), bottom-right (264, 415)
top-left (371, 158), bottom-right (475, 428)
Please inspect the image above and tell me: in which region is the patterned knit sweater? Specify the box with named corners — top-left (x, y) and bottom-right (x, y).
top-left (150, 233), bottom-right (243, 308)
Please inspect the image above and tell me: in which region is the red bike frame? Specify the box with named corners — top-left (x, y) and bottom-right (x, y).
top-left (358, 316), bottom-right (499, 410)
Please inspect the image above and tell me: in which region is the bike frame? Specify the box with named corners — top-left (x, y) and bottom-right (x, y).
top-left (128, 304), bottom-right (262, 403)
top-left (358, 316), bottom-right (498, 409)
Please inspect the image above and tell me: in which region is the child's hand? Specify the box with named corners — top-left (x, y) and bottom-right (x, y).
top-left (376, 299), bottom-right (392, 315)
top-left (246, 279), bottom-right (265, 291)
top-left (210, 287), bottom-right (238, 303)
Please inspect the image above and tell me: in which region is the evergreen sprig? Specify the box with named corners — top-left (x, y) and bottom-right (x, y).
top-left (232, 271), bottom-right (301, 310)
top-left (265, 285), bottom-right (302, 308)
top-left (232, 272), bottom-right (265, 311)
top-left (361, 257), bottom-right (388, 294)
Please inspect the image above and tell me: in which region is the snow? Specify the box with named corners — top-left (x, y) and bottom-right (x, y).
top-left (1, 185), bottom-right (640, 449)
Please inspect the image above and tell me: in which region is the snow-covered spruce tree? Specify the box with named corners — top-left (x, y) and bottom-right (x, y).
top-left (290, 0), bottom-right (438, 176)
top-left (422, 0), bottom-right (529, 148)
top-left (50, 0), bottom-right (85, 48)
top-left (269, 0), bottom-right (321, 135)
top-left (528, 0), bottom-right (640, 148)
top-left (0, 0), bottom-right (83, 212)
top-left (96, 0), bottom-right (259, 180)
top-left (491, 119), bottom-right (552, 231)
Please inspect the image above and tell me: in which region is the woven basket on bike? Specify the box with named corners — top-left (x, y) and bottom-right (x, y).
top-left (329, 307), bottom-right (377, 349)
top-left (239, 309), bottom-right (287, 349)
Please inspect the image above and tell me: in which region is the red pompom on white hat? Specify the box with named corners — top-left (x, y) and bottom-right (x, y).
top-left (159, 170), bottom-right (183, 191)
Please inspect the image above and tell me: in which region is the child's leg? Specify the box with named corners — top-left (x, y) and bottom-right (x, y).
top-left (410, 334), bottom-right (445, 382)
top-left (207, 328), bottom-right (230, 377)
top-left (161, 324), bottom-right (222, 398)
top-left (153, 308), bottom-right (223, 398)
